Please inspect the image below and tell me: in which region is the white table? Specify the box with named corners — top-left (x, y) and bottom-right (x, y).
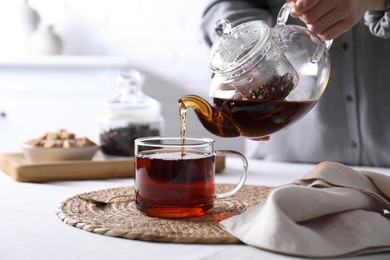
top-left (1, 158), bottom-right (389, 260)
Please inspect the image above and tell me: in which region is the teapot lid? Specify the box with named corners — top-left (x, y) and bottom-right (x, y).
top-left (209, 19), bottom-right (271, 80)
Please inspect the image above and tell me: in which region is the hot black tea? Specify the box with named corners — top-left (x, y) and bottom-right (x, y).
top-left (179, 95), bottom-right (316, 138)
top-left (135, 149), bottom-right (215, 218)
top-left (210, 97), bottom-right (316, 137)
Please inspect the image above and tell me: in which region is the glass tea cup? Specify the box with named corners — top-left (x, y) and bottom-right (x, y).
top-left (134, 137), bottom-right (248, 218)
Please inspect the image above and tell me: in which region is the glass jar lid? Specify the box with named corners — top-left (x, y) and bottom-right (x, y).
top-left (101, 69), bottom-right (161, 122)
top-left (208, 19), bottom-right (271, 80)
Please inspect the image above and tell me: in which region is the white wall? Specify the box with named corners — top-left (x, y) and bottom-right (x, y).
top-left (0, 0), bottom-right (246, 153)
top-left (0, 0), bottom-right (212, 95)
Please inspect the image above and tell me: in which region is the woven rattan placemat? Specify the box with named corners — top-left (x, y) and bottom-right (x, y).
top-left (56, 184), bottom-right (272, 244)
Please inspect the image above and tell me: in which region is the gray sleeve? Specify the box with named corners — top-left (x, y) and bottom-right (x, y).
top-left (364, 0), bottom-right (390, 39)
top-left (200, 1), bottom-right (275, 46)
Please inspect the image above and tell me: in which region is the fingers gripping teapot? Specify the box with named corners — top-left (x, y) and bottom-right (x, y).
top-left (179, 2), bottom-right (332, 138)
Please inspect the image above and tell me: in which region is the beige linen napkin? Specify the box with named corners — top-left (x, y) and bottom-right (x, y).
top-left (220, 161), bottom-right (390, 258)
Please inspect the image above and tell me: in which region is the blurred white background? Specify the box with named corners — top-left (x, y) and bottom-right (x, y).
top-left (0, 0), bottom-right (245, 153)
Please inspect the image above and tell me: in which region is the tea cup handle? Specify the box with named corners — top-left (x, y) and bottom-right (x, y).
top-left (276, 1), bottom-right (332, 50)
top-left (215, 150), bottom-right (248, 199)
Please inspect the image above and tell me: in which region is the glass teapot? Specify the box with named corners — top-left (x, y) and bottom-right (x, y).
top-left (179, 2), bottom-right (332, 138)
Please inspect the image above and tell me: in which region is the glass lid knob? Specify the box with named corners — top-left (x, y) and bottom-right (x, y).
top-left (117, 69), bottom-right (145, 103)
top-left (215, 19), bottom-right (232, 37)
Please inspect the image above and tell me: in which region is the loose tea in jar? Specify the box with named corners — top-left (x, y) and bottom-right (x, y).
top-left (98, 69), bottom-right (164, 157)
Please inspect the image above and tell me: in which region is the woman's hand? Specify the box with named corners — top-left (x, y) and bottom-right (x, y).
top-left (290, 0), bottom-right (386, 40)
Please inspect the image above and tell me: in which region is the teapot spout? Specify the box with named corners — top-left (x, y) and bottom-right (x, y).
top-left (179, 95), bottom-right (240, 137)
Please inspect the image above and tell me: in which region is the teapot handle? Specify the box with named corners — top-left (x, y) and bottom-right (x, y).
top-left (276, 1), bottom-right (332, 50)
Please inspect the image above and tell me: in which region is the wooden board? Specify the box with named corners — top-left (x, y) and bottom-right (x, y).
top-left (0, 151), bottom-right (225, 183)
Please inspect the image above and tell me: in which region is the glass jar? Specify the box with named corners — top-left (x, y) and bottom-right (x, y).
top-left (98, 69), bottom-right (164, 156)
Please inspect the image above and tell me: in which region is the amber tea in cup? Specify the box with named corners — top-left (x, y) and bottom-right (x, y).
top-left (134, 137), bottom-right (248, 218)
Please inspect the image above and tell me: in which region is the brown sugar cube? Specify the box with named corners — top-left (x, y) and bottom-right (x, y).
top-left (39, 132), bottom-right (49, 140)
top-left (56, 129), bottom-right (63, 135)
top-left (75, 138), bottom-right (95, 147)
top-left (46, 132), bottom-right (59, 140)
top-left (83, 137), bottom-right (96, 146)
top-left (63, 139), bottom-right (77, 148)
top-left (63, 132), bottom-right (76, 140)
top-left (38, 139), bottom-right (46, 147)
top-left (57, 129), bottom-right (66, 138)
top-left (43, 139), bottom-right (57, 148)
top-left (75, 138), bottom-right (88, 147)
